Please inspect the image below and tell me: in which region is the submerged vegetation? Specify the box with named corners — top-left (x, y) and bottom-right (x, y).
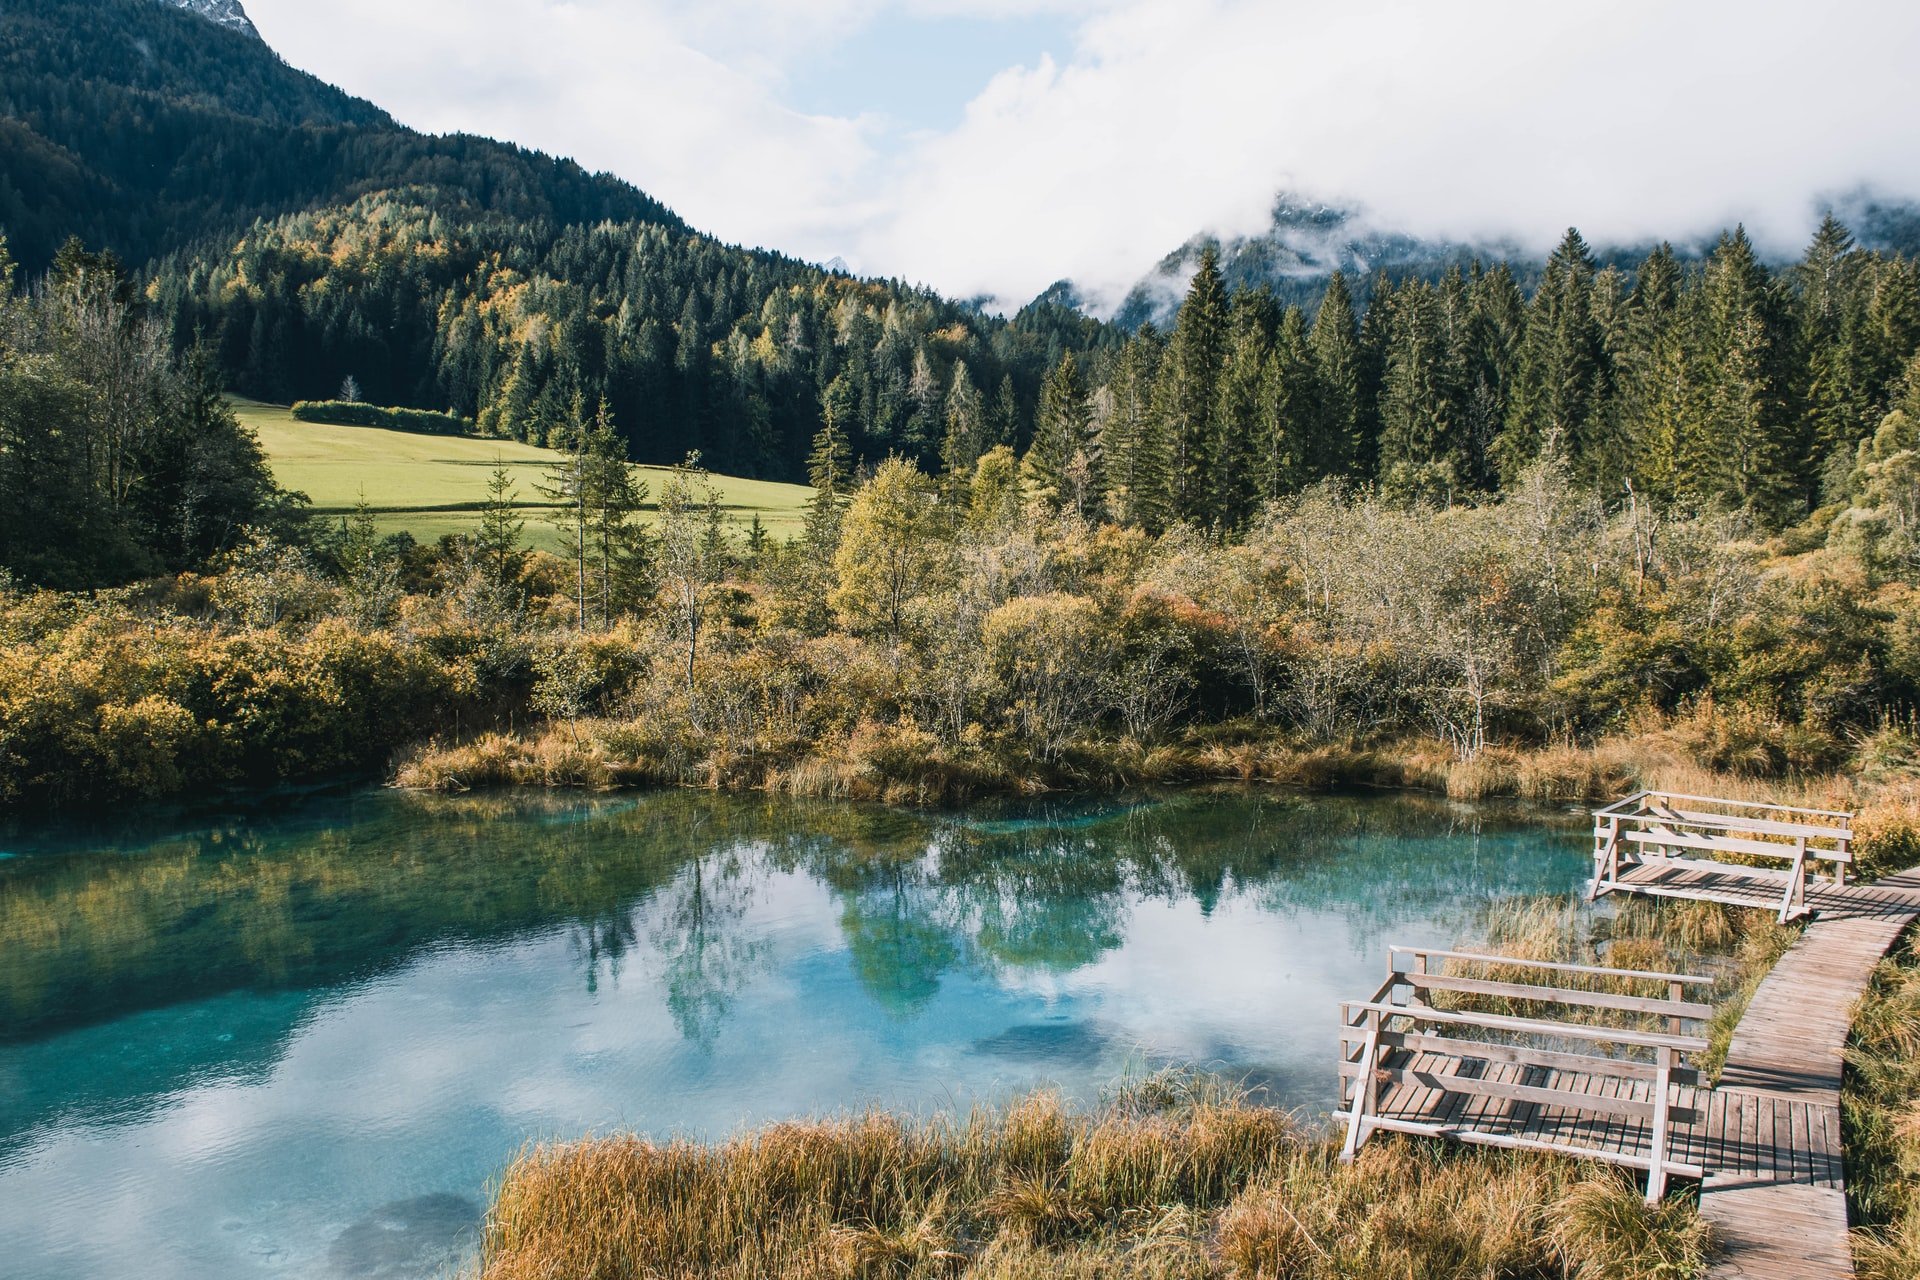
top-left (477, 1077), bottom-right (1710, 1280)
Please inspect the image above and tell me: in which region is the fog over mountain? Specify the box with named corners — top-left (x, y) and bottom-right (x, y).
top-left (1102, 188), bottom-right (1920, 330)
top-left (235, 0), bottom-right (1920, 317)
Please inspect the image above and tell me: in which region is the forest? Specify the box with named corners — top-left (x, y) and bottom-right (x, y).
top-left (7, 208), bottom-right (1920, 813)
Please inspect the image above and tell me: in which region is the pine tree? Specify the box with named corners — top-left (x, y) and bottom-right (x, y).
top-left (1694, 228), bottom-right (1801, 525)
top-left (1027, 354), bottom-right (1095, 514)
top-left (1212, 286), bottom-right (1276, 525)
top-left (939, 360), bottom-right (988, 485)
top-left (1307, 272), bottom-right (1361, 480)
top-left (1157, 244), bottom-right (1228, 522)
top-left (1256, 306), bottom-right (1317, 502)
top-left (1505, 228), bottom-right (1610, 483)
top-left (475, 462), bottom-right (529, 593)
top-left (1100, 329), bottom-right (1170, 531)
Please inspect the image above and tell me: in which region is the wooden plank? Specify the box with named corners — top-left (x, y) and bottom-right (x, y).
top-left (1621, 829), bottom-right (1831, 867)
top-left (1391, 946), bottom-right (1714, 986)
top-left (1344, 1113), bottom-right (1704, 1178)
top-left (1398, 970), bottom-right (1715, 1020)
top-left (1334, 1060), bottom-right (1698, 1124)
top-left (1645, 808), bottom-right (1852, 844)
top-left (1342, 1000), bottom-right (1709, 1052)
top-left (1343, 1029), bottom-right (1700, 1086)
top-left (1627, 791), bottom-right (1855, 822)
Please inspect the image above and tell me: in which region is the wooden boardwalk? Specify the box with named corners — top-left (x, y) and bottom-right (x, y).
top-left (1700, 865), bottom-right (1920, 1280)
top-left (1338, 866), bottom-right (1920, 1279)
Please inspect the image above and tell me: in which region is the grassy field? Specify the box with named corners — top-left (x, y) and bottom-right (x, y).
top-left (235, 398), bottom-right (813, 550)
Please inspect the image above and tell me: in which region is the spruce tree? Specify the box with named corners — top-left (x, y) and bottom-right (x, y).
top-left (1308, 272), bottom-right (1362, 480)
top-left (1212, 287), bottom-right (1277, 525)
top-left (808, 375), bottom-right (857, 498)
top-left (1695, 228), bottom-right (1801, 525)
top-left (1461, 262), bottom-right (1525, 492)
top-left (475, 462), bottom-right (529, 594)
top-left (1100, 329), bottom-right (1171, 531)
top-left (1158, 244), bottom-right (1229, 522)
top-left (939, 360), bottom-right (988, 484)
top-left (1377, 281), bottom-right (1457, 501)
top-left (1027, 354), bottom-right (1095, 513)
top-left (1505, 227), bottom-right (1610, 484)
top-left (1257, 306), bottom-right (1317, 501)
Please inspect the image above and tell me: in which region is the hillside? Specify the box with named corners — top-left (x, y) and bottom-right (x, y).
top-left (237, 400), bottom-right (812, 549)
top-left (0, 0), bottom-right (1113, 483)
top-left (0, 0), bottom-right (680, 274)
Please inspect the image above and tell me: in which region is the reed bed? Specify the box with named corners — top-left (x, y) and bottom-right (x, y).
top-left (475, 1074), bottom-right (1708, 1280)
top-left (1846, 929), bottom-right (1920, 1279)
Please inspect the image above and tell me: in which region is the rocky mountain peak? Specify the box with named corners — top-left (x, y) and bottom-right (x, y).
top-left (158, 0), bottom-right (259, 39)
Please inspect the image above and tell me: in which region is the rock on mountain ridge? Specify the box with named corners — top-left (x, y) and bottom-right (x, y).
top-left (159, 0), bottom-right (258, 39)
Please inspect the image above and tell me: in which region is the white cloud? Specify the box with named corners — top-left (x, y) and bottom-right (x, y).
top-left (244, 0), bottom-right (1920, 313)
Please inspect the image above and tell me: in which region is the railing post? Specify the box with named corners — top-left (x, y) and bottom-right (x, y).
top-left (1589, 815), bottom-right (1620, 901)
top-left (1781, 836), bottom-right (1808, 924)
top-left (1341, 1006), bottom-right (1382, 1163)
top-left (1646, 1045), bottom-right (1673, 1204)
top-left (1667, 980), bottom-right (1684, 1037)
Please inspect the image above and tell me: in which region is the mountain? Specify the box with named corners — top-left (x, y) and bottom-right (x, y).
top-left (161, 0), bottom-right (259, 39)
top-left (0, 0), bottom-right (1107, 481)
top-left (1106, 191), bottom-right (1920, 330)
top-left (0, 0), bottom-right (679, 274)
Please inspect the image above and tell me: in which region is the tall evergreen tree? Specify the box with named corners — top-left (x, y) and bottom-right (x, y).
top-left (1307, 272), bottom-right (1362, 480)
top-left (1212, 286), bottom-right (1277, 525)
top-left (1694, 228), bottom-right (1801, 525)
top-left (1027, 354), bottom-right (1096, 513)
top-left (1099, 329), bottom-right (1170, 531)
top-left (1156, 244), bottom-right (1229, 522)
top-left (1256, 306), bottom-right (1317, 502)
top-left (1505, 228), bottom-right (1611, 484)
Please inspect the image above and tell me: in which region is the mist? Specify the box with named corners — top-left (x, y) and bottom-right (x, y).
top-left (242, 0), bottom-right (1920, 315)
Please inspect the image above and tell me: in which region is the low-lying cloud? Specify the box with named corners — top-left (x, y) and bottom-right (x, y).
top-left (243, 0), bottom-right (1920, 314)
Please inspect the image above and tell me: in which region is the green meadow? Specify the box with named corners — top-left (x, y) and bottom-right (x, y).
top-left (235, 398), bottom-right (813, 550)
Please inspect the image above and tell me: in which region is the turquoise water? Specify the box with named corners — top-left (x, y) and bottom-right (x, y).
top-left (0, 787), bottom-right (1586, 1279)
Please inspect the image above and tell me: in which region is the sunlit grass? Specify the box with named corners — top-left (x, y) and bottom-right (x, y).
top-left (475, 1074), bottom-right (1711, 1280)
top-left (235, 397), bottom-right (813, 549)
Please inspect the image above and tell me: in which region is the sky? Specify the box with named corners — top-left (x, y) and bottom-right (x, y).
top-left (240, 0), bottom-right (1920, 315)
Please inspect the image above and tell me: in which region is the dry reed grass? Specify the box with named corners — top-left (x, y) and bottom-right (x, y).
top-left (1847, 935), bottom-right (1920, 1278)
top-left (475, 1079), bottom-right (1710, 1280)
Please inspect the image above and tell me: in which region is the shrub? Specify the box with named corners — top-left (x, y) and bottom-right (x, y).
top-left (290, 400), bottom-right (473, 435)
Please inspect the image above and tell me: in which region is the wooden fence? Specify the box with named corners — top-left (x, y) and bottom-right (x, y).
top-left (1337, 945), bottom-right (1713, 1203)
top-left (1589, 791), bottom-right (1853, 923)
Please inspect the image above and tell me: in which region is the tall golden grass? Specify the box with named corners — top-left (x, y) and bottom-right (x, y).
top-left (475, 1077), bottom-right (1709, 1280)
top-left (1847, 932), bottom-right (1920, 1280)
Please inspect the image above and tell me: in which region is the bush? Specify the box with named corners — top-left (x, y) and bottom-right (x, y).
top-left (290, 400), bottom-right (474, 436)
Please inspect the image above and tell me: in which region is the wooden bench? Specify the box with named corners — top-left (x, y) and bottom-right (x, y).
top-left (1337, 946), bottom-right (1713, 1202)
top-left (1589, 791), bottom-right (1854, 923)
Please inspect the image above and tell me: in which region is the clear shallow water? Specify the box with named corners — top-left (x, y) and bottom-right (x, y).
top-left (0, 787), bottom-right (1586, 1280)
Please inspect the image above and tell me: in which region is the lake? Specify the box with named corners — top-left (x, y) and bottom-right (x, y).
top-left (0, 786), bottom-right (1587, 1279)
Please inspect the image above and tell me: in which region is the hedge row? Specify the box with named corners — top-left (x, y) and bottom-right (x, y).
top-left (291, 401), bottom-right (474, 436)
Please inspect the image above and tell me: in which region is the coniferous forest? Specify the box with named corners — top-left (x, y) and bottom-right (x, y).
top-left (5, 0), bottom-right (1920, 808)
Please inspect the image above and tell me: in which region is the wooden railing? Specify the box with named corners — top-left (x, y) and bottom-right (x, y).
top-left (1589, 791), bottom-right (1854, 923)
top-left (1337, 946), bottom-right (1713, 1203)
